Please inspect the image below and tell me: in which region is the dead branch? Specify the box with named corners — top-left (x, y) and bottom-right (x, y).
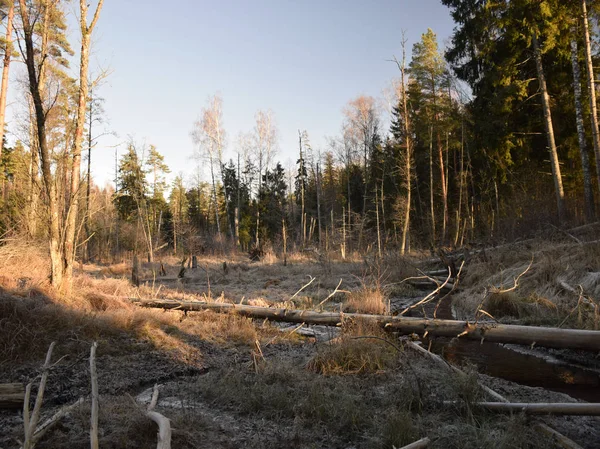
top-left (400, 267), bottom-right (452, 316)
top-left (444, 401), bottom-right (600, 416)
top-left (397, 437), bottom-right (430, 449)
top-left (22, 342), bottom-right (55, 449)
top-left (315, 278), bottom-right (344, 308)
top-left (493, 258), bottom-right (533, 294)
top-left (406, 341), bottom-right (507, 403)
top-left (140, 384), bottom-right (172, 449)
top-left (290, 275), bottom-right (315, 299)
top-left (90, 342), bottom-right (99, 449)
top-left (534, 423), bottom-right (584, 449)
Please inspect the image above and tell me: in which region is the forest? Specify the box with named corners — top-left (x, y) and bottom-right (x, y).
top-left (1, 1), bottom-right (600, 448)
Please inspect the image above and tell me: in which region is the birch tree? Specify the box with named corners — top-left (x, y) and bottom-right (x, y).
top-left (191, 94), bottom-right (226, 239)
top-left (253, 109), bottom-right (277, 245)
top-left (570, 26), bottom-right (595, 222)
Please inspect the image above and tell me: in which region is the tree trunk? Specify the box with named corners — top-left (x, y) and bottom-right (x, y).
top-left (0, 383), bottom-right (24, 409)
top-left (19, 0), bottom-right (63, 289)
top-left (316, 162), bottom-right (322, 246)
top-left (139, 300), bottom-right (600, 352)
top-left (533, 32), bottom-right (566, 224)
top-left (400, 50), bottom-right (412, 256)
top-left (63, 0), bottom-right (104, 292)
top-left (0, 3), bottom-right (14, 162)
top-left (429, 125), bottom-right (436, 246)
top-left (570, 32), bottom-right (595, 222)
top-left (209, 155), bottom-right (221, 237)
top-left (84, 89), bottom-right (93, 262)
top-left (375, 187), bottom-right (382, 257)
top-left (581, 0), bottom-right (600, 196)
top-left (432, 77), bottom-right (447, 242)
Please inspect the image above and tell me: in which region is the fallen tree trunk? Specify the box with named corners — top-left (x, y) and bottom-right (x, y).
top-left (136, 300), bottom-right (600, 351)
top-left (398, 437), bottom-right (430, 449)
top-left (0, 383), bottom-right (24, 409)
top-left (446, 401), bottom-right (600, 416)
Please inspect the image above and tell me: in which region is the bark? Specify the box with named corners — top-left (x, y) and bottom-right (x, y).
top-left (0, 3), bottom-right (14, 161)
top-left (397, 438), bottom-right (430, 449)
top-left (432, 76), bottom-right (447, 242)
top-left (138, 300), bottom-right (600, 351)
top-left (316, 162), bottom-right (322, 246)
top-left (533, 32), bottom-right (566, 224)
top-left (84, 89), bottom-right (93, 262)
top-left (0, 383), bottom-right (24, 409)
top-left (399, 50), bottom-right (412, 255)
top-left (570, 32), bottom-right (595, 222)
top-left (581, 0), bottom-right (600, 194)
top-left (429, 125), bottom-right (435, 245)
top-left (19, 0), bottom-right (63, 289)
top-left (64, 0), bottom-right (104, 292)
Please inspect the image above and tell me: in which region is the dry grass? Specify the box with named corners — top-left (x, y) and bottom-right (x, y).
top-left (344, 284), bottom-right (389, 314)
top-left (453, 239), bottom-right (600, 328)
top-left (307, 319), bottom-right (399, 375)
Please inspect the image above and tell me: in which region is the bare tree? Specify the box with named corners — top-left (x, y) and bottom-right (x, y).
top-left (253, 109), bottom-right (277, 245)
top-left (191, 94), bottom-right (227, 239)
top-left (342, 95), bottom-right (379, 248)
top-left (392, 35), bottom-right (413, 255)
top-left (63, 0), bottom-right (104, 290)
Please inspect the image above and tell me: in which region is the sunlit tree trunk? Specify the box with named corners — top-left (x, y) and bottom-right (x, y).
top-left (0, 2), bottom-right (14, 162)
top-left (581, 0), bottom-right (600, 196)
top-left (570, 31), bottom-right (595, 222)
top-left (533, 32), bottom-right (566, 224)
top-left (63, 0), bottom-right (104, 292)
top-left (19, 0), bottom-right (63, 288)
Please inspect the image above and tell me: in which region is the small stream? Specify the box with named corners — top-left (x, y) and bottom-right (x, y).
top-left (397, 295), bottom-right (600, 402)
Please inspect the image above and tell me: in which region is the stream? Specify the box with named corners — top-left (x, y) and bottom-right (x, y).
top-left (396, 294), bottom-right (600, 402)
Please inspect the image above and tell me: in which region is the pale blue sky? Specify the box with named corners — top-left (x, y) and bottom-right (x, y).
top-left (8, 0), bottom-right (456, 187)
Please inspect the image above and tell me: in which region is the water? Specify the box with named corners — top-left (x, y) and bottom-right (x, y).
top-left (428, 338), bottom-right (600, 402)
top-left (399, 294), bottom-right (600, 402)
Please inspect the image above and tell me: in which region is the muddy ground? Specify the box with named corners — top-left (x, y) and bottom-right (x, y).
top-left (1, 248), bottom-right (600, 448)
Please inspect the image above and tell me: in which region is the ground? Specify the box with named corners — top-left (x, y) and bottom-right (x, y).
top-left (0, 238), bottom-right (599, 448)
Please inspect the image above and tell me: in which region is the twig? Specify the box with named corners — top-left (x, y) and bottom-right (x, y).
top-left (315, 279), bottom-right (343, 308)
top-left (549, 223), bottom-right (582, 245)
top-left (90, 342), bottom-right (99, 449)
top-left (493, 258), bottom-right (533, 294)
top-left (433, 260), bottom-right (465, 318)
top-left (133, 385), bottom-right (172, 449)
top-left (23, 342), bottom-right (55, 449)
top-left (290, 275), bottom-right (315, 299)
top-left (30, 398), bottom-right (84, 444)
top-left (400, 267), bottom-right (452, 316)
top-left (396, 437), bottom-right (430, 449)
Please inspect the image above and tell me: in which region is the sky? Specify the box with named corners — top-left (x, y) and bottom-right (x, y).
top-left (7, 0), bottom-right (457, 189)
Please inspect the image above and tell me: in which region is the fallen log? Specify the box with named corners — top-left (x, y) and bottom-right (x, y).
top-left (407, 342), bottom-right (582, 449)
top-left (445, 401), bottom-right (600, 416)
top-left (0, 383), bottom-right (24, 409)
top-left (136, 300), bottom-right (600, 352)
top-left (407, 280), bottom-right (455, 290)
top-left (534, 423), bottom-right (584, 449)
top-left (398, 437), bottom-right (430, 449)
